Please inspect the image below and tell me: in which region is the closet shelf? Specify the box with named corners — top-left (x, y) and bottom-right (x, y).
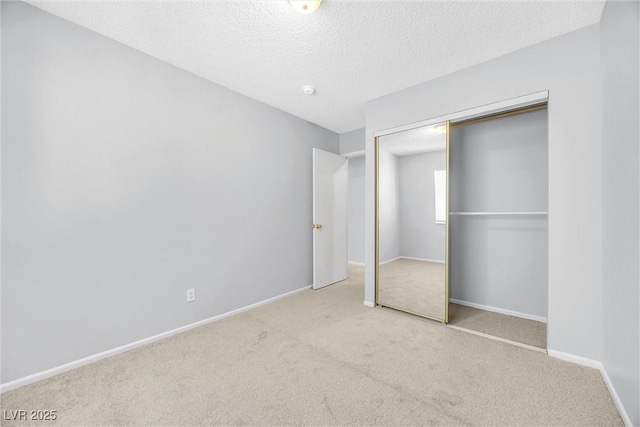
top-left (449, 211), bottom-right (548, 216)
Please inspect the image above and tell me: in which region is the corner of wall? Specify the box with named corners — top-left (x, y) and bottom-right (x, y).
top-left (340, 128), bottom-right (366, 155)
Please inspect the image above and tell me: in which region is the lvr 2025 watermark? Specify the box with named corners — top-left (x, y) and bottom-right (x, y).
top-left (3, 410), bottom-right (57, 421)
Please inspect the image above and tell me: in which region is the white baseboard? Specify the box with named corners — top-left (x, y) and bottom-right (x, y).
top-left (400, 256), bottom-right (445, 264)
top-left (379, 256), bottom-right (401, 266)
top-left (380, 256), bottom-right (445, 265)
top-left (449, 298), bottom-right (547, 323)
top-left (363, 300), bottom-right (375, 308)
top-left (548, 350), bottom-right (630, 425)
top-left (348, 261), bottom-right (365, 266)
top-left (0, 284), bottom-right (312, 394)
top-left (547, 349), bottom-right (602, 369)
top-left (600, 363), bottom-right (633, 426)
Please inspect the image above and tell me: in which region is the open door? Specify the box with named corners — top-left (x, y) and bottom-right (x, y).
top-left (312, 148), bottom-right (348, 289)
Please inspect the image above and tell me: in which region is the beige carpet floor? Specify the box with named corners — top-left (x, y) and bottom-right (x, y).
top-left (0, 265), bottom-right (621, 426)
top-left (448, 303), bottom-right (547, 349)
top-left (378, 258), bottom-right (446, 320)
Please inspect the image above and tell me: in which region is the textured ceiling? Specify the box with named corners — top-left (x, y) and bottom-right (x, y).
top-left (24, 0), bottom-right (606, 133)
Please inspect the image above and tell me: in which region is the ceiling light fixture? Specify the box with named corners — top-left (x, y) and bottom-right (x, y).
top-left (302, 85), bottom-right (316, 95)
top-left (289, 0), bottom-right (323, 15)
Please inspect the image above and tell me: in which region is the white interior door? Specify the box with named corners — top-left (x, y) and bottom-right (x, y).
top-left (313, 148), bottom-right (348, 289)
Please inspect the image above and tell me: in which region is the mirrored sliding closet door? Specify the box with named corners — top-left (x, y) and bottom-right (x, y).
top-left (375, 121), bottom-right (449, 322)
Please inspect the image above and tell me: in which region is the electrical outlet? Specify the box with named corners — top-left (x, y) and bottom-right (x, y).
top-left (186, 288), bottom-right (196, 303)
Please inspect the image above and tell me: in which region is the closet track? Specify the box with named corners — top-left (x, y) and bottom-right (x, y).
top-left (451, 103), bottom-right (547, 128)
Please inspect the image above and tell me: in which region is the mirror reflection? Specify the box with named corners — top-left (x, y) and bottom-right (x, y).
top-left (376, 122), bottom-right (448, 321)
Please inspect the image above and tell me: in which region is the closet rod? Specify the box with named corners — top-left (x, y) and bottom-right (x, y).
top-left (450, 103), bottom-right (547, 128)
top-left (449, 211), bottom-right (548, 216)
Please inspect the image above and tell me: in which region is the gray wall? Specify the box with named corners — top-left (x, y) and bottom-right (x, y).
top-left (449, 109), bottom-right (548, 318)
top-left (449, 110), bottom-right (549, 213)
top-left (398, 151), bottom-right (446, 262)
top-left (1, 1), bottom-right (338, 384)
top-left (365, 24), bottom-right (603, 360)
top-left (600, 1), bottom-right (640, 425)
top-left (347, 156), bottom-right (365, 264)
top-left (378, 150), bottom-right (401, 263)
top-left (340, 128), bottom-right (365, 154)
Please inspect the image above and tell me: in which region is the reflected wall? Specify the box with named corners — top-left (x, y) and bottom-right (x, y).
top-left (376, 122), bottom-right (448, 321)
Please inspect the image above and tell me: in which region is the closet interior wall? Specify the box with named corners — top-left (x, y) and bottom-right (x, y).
top-left (449, 108), bottom-right (549, 320)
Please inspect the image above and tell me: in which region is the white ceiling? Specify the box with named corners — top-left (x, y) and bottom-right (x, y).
top-left (25, 0), bottom-right (606, 134)
top-left (380, 123), bottom-right (446, 156)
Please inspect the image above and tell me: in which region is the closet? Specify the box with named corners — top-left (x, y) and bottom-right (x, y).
top-left (375, 102), bottom-right (548, 349)
top-left (448, 105), bottom-right (548, 349)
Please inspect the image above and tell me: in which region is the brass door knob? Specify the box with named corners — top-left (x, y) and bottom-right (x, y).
top-left (313, 224), bottom-right (323, 229)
